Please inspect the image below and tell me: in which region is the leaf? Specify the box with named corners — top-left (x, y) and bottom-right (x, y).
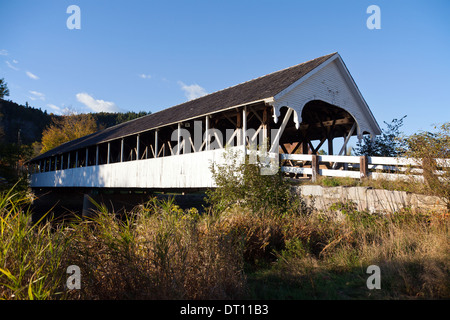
top-left (28, 281), bottom-right (34, 300)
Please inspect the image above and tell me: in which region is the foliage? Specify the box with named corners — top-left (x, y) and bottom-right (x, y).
top-left (1, 182), bottom-right (449, 300)
top-left (404, 122), bottom-right (450, 205)
top-left (93, 111), bottom-right (150, 129)
top-left (40, 113), bottom-right (98, 153)
top-left (0, 187), bottom-right (69, 299)
top-left (0, 78), bottom-right (9, 99)
top-left (206, 149), bottom-right (301, 215)
top-left (355, 116), bottom-right (408, 157)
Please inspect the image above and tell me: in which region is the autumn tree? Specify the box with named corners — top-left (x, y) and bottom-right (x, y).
top-left (40, 113), bottom-right (98, 153)
top-left (404, 122), bottom-right (450, 205)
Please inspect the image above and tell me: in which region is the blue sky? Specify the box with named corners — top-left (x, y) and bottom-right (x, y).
top-left (1, 0), bottom-right (449, 137)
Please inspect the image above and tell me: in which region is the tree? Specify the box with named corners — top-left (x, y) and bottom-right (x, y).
top-left (41, 113), bottom-right (98, 153)
top-left (354, 116), bottom-right (408, 157)
top-left (0, 78), bottom-right (10, 99)
top-left (404, 122), bottom-right (449, 205)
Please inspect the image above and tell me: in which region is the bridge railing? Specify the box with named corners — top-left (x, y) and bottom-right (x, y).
top-left (280, 154), bottom-right (450, 182)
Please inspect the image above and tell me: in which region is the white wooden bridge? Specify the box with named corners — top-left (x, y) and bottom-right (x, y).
top-left (28, 52), bottom-right (387, 192)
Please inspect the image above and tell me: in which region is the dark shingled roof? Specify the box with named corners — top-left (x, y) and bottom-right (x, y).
top-left (31, 52), bottom-right (337, 162)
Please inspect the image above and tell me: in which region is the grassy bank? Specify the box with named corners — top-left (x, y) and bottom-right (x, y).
top-left (0, 185), bottom-right (448, 300)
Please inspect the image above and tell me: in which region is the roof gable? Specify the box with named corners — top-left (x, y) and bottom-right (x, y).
top-left (272, 53), bottom-right (381, 138)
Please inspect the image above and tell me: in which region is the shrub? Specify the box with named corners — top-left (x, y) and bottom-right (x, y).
top-left (206, 148), bottom-right (302, 216)
top-left (404, 122), bottom-right (449, 206)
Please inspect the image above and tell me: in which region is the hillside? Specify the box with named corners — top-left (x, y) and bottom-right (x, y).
top-left (0, 99), bottom-right (52, 145)
top-left (0, 98), bottom-right (151, 187)
top-left (0, 99), bottom-right (151, 145)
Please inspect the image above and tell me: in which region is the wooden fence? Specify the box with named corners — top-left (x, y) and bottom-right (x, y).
top-left (280, 154), bottom-right (450, 182)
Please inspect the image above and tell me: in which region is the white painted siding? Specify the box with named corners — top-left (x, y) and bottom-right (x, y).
top-left (30, 146), bottom-right (245, 189)
top-left (273, 58), bottom-right (379, 138)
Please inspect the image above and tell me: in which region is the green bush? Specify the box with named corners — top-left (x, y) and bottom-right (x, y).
top-left (206, 148), bottom-right (302, 216)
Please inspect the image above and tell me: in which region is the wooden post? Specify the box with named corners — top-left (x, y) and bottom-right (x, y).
top-left (155, 130), bottom-right (158, 158)
top-left (262, 108), bottom-right (268, 148)
top-left (67, 153), bottom-right (71, 169)
top-left (360, 155), bottom-right (368, 179)
top-left (120, 138), bottom-right (124, 162)
top-left (177, 123), bottom-right (181, 155)
top-left (242, 107), bottom-right (247, 151)
top-left (75, 151), bottom-right (78, 168)
top-left (311, 154), bottom-right (319, 182)
top-left (328, 137), bottom-right (334, 156)
top-left (205, 116), bottom-right (210, 151)
top-left (136, 134), bottom-right (140, 160)
top-left (107, 142), bottom-right (110, 164)
top-left (95, 145), bottom-right (99, 166)
top-left (85, 147), bottom-right (89, 166)
top-left (269, 108), bottom-right (293, 154)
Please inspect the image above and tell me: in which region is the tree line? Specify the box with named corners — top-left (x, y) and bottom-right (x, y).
top-left (0, 78), bottom-right (151, 188)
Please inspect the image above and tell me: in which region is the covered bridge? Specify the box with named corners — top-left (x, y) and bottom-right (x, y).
top-left (27, 53), bottom-right (380, 214)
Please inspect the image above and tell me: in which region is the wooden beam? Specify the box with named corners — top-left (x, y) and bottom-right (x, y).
top-left (328, 137), bottom-right (334, 156)
top-left (332, 122), bottom-right (357, 169)
top-left (338, 122), bottom-right (357, 156)
top-left (95, 145), bottom-right (99, 166)
top-left (269, 108), bottom-right (293, 154)
top-left (312, 136), bottom-right (327, 154)
top-left (300, 117), bottom-right (352, 130)
top-left (242, 106), bottom-right (247, 148)
top-left (248, 106), bottom-right (263, 123)
top-left (205, 115), bottom-right (210, 151)
top-left (137, 134), bottom-right (140, 159)
top-left (107, 142), bottom-right (110, 164)
top-left (177, 123), bottom-right (181, 155)
top-left (224, 114), bottom-right (237, 127)
top-left (120, 139), bottom-right (124, 162)
top-left (155, 130), bottom-right (159, 158)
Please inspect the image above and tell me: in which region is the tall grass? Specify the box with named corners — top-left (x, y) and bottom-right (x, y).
top-left (0, 187), bottom-right (69, 299)
top-left (1, 184), bottom-right (448, 300)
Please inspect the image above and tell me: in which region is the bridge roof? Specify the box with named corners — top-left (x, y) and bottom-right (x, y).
top-left (31, 52), bottom-right (337, 162)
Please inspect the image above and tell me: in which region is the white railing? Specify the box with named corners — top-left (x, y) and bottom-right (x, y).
top-left (280, 154), bottom-right (449, 182)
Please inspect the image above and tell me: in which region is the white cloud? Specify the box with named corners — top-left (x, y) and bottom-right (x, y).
top-left (76, 92), bottom-right (121, 113)
top-left (12, 59), bottom-right (18, 64)
top-left (29, 90), bottom-right (45, 101)
top-left (178, 81), bottom-right (207, 101)
top-left (47, 104), bottom-right (75, 115)
top-left (139, 73), bottom-right (151, 79)
top-left (26, 71), bottom-right (39, 80)
top-left (6, 61), bottom-right (19, 71)
top-left (0, 49), bottom-right (8, 56)
top-left (47, 104), bottom-right (61, 111)
top-left (47, 104), bottom-right (73, 115)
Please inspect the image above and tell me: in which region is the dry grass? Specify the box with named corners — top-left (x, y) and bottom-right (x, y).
top-left (1, 186), bottom-right (449, 300)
